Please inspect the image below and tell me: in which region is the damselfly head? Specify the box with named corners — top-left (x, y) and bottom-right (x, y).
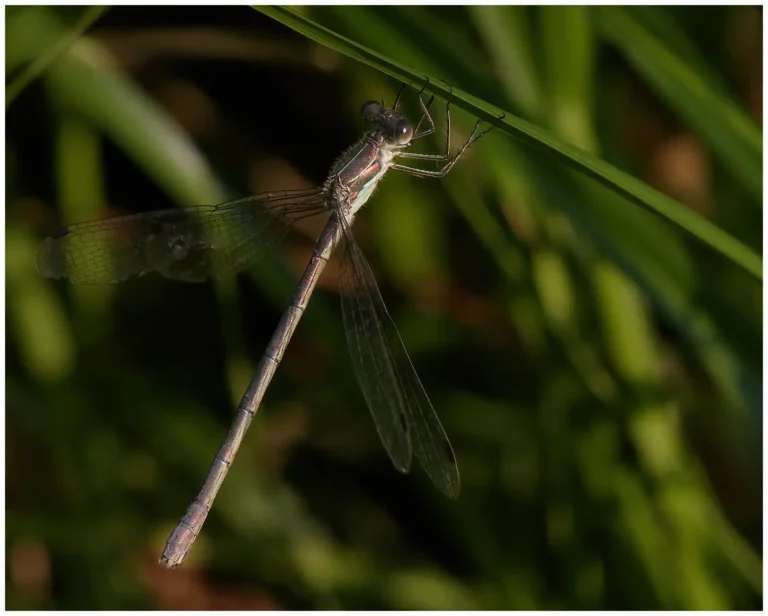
top-left (360, 100), bottom-right (413, 146)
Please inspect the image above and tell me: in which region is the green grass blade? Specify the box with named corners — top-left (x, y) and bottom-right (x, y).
top-left (469, 6), bottom-right (542, 117)
top-left (46, 42), bottom-right (222, 207)
top-left (597, 7), bottom-right (762, 200)
top-left (7, 7), bottom-right (221, 207)
top-left (6, 6), bottom-right (108, 109)
top-left (255, 6), bottom-right (762, 280)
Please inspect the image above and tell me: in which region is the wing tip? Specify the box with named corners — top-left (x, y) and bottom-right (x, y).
top-left (36, 237), bottom-right (65, 280)
top-left (441, 472), bottom-right (461, 500)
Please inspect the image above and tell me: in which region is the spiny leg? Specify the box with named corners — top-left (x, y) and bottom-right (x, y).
top-left (411, 79), bottom-right (437, 140)
top-left (397, 85), bottom-right (463, 163)
top-left (397, 85), bottom-right (456, 162)
top-left (391, 81), bottom-right (436, 140)
top-left (412, 93), bottom-right (437, 139)
top-left (391, 113), bottom-right (498, 178)
top-left (388, 81), bottom-right (438, 151)
top-left (392, 82), bottom-right (408, 111)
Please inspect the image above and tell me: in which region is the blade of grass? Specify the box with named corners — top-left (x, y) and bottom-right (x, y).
top-left (540, 6), bottom-right (597, 151)
top-left (254, 6), bottom-right (761, 280)
top-left (46, 41), bottom-right (221, 207)
top-left (469, 5), bottom-right (542, 118)
top-left (623, 6), bottom-right (733, 94)
top-left (597, 7), bottom-right (762, 201)
top-left (6, 5), bottom-right (108, 109)
top-left (8, 7), bottom-right (221, 207)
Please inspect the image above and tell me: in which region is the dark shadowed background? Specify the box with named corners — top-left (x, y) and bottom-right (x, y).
top-left (5, 5), bottom-right (762, 610)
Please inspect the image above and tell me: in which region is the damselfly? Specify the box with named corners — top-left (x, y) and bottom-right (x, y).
top-left (37, 84), bottom-right (493, 567)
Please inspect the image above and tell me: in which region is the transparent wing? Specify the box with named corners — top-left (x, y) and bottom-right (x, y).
top-left (338, 215), bottom-right (459, 498)
top-left (37, 189), bottom-right (327, 284)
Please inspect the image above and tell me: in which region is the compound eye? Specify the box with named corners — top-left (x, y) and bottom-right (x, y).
top-left (361, 101), bottom-right (383, 123)
top-left (394, 120), bottom-right (413, 145)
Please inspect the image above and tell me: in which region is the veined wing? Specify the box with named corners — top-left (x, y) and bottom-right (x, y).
top-left (338, 215), bottom-right (459, 498)
top-left (37, 189), bottom-right (327, 284)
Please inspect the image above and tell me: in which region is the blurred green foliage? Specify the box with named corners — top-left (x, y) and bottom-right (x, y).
top-left (6, 5), bottom-right (762, 610)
